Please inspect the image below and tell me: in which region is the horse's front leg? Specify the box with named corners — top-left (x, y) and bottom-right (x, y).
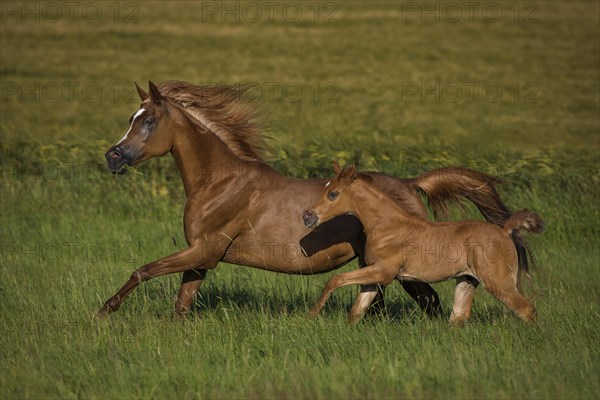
top-left (174, 269), bottom-right (208, 315)
top-left (99, 246), bottom-right (214, 315)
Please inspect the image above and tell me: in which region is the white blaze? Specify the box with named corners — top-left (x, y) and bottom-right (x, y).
top-left (116, 108), bottom-right (145, 145)
top-left (325, 181), bottom-right (331, 187)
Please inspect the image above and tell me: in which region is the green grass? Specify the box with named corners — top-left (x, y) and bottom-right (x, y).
top-left (1, 1), bottom-right (599, 399)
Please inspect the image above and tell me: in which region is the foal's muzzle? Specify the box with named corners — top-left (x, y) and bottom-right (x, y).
top-left (302, 210), bottom-right (319, 229)
top-left (105, 145), bottom-right (131, 174)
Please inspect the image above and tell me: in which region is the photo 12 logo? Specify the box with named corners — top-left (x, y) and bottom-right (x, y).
top-left (199, 1), bottom-right (340, 23)
top-left (400, 81), bottom-right (540, 104)
top-left (1, 241), bottom-right (141, 264)
top-left (1, 2), bottom-right (139, 23)
top-left (240, 81), bottom-right (340, 104)
top-left (399, 2), bottom-right (539, 23)
top-left (1, 81), bottom-right (340, 104)
top-left (1, 81), bottom-right (141, 104)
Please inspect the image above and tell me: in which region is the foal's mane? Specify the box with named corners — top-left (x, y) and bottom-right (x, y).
top-left (158, 80), bottom-right (268, 162)
top-left (355, 172), bottom-right (419, 218)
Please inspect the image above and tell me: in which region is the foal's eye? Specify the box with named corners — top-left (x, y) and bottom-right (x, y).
top-left (327, 191), bottom-right (339, 201)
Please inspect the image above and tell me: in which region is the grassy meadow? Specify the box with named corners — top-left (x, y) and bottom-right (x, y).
top-left (1, 1), bottom-right (599, 398)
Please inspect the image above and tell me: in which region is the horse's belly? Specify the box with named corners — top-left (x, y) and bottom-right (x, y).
top-left (223, 238), bottom-right (354, 274)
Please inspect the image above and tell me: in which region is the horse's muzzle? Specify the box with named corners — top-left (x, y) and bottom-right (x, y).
top-left (302, 210), bottom-right (319, 229)
top-left (105, 145), bottom-right (130, 174)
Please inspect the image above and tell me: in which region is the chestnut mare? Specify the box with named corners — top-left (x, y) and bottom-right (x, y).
top-left (100, 81), bottom-right (530, 316)
top-left (304, 163), bottom-right (543, 324)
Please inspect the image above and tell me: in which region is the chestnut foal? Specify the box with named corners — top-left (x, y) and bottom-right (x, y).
top-left (303, 163), bottom-right (544, 325)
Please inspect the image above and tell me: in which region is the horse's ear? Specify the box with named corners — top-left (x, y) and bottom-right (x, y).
top-left (148, 81), bottom-right (163, 102)
top-left (333, 161), bottom-right (342, 176)
top-left (135, 82), bottom-right (149, 101)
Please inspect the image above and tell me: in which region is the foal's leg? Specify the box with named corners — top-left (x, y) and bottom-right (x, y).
top-left (100, 246), bottom-right (214, 314)
top-left (449, 276), bottom-right (479, 325)
top-left (367, 286), bottom-right (386, 315)
top-left (310, 265), bottom-right (394, 324)
top-left (174, 269), bottom-right (208, 315)
top-left (479, 269), bottom-right (536, 322)
top-left (349, 285), bottom-right (380, 325)
top-left (486, 283), bottom-right (536, 322)
top-left (353, 224), bottom-right (441, 317)
top-left (398, 193), bottom-right (443, 317)
top-left (354, 230), bottom-right (386, 316)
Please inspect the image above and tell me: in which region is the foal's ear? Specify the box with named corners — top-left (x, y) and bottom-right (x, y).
top-left (148, 81), bottom-right (164, 102)
top-left (135, 82), bottom-right (149, 101)
top-left (340, 162), bottom-right (357, 181)
top-left (333, 160), bottom-right (342, 176)
top-left (347, 162), bottom-right (357, 179)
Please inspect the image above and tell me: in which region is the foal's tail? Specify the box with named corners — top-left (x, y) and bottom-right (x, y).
top-left (412, 166), bottom-right (537, 273)
top-left (502, 209), bottom-right (544, 293)
top-left (503, 209), bottom-right (545, 236)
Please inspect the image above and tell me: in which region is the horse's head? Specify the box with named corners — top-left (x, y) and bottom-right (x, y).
top-left (105, 81), bottom-right (176, 174)
top-left (302, 161), bottom-right (357, 229)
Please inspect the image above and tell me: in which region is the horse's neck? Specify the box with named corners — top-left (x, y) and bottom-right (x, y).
top-left (350, 179), bottom-right (424, 233)
top-left (170, 115), bottom-right (244, 196)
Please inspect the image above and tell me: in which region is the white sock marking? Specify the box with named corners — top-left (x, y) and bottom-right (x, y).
top-left (116, 108), bottom-right (145, 145)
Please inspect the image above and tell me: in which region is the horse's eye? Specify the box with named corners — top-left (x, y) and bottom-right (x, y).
top-left (143, 117), bottom-right (155, 126)
top-left (328, 191), bottom-right (339, 201)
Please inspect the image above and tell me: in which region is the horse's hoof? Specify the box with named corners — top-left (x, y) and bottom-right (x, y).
top-left (98, 307), bottom-right (111, 316)
top-left (98, 302), bottom-right (117, 316)
top-left (173, 309), bottom-right (194, 318)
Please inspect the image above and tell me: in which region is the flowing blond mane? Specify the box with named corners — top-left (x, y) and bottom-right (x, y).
top-left (158, 80), bottom-right (268, 162)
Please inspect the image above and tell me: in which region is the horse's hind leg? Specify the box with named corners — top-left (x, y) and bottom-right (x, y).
top-left (175, 269), bottom-right (207, 315)
top-left (449, 276), bottom-right (479, 325)
top-left (400, 281), bottom-right (442, 317)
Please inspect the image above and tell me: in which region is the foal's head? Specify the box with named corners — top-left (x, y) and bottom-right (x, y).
top-left (302, 162), bottom-right (358, 229)
top-left (105, 81), bottom-right (179, 174)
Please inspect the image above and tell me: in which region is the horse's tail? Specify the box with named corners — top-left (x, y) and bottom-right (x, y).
top-left (412, 167), bottom-right (504, 221)
top-left (411, 166), bottom-right (537, 273)
top-left (503, 209), bottom-right (545, 236)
